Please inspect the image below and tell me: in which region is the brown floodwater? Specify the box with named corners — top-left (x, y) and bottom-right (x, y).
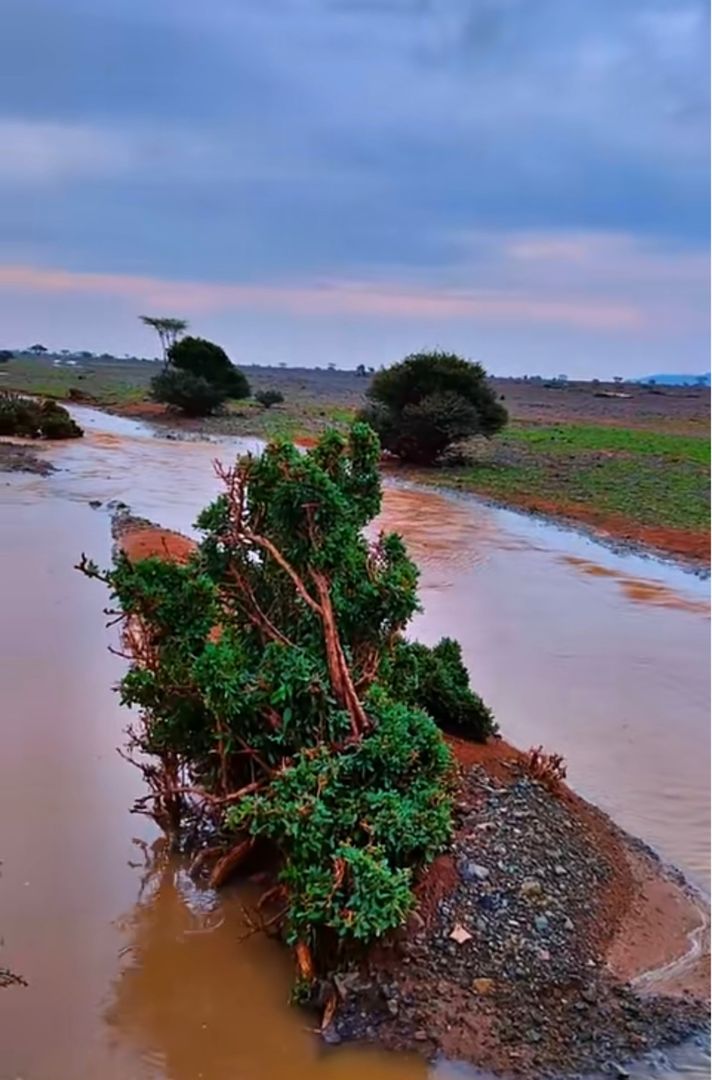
top-left (0, 407), bottom-right (709, 1080)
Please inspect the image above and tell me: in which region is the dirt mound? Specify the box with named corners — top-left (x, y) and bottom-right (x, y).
top-left (112, 515), bottom-right (196, 564)
top-left (331, 748), bottom-right (710, 1077)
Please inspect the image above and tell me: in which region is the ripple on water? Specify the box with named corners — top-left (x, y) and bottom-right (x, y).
top-left (0, 407), bottom-right (707, 1080)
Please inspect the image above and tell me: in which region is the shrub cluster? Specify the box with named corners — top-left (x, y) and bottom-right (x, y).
top-left (0, 392), bottom-right (83, 439)
top-left (83, 424), bottom-right (495, 984)
top-left (151, 336), bottom-right (250, 416)
top-left (360, 350), bottom-right (508, 464)
top-left (255, 389), bottom-right (284, 409)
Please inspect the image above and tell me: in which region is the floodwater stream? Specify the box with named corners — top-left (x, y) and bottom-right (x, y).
top-left (0, 406), bottom-right (709, 1080)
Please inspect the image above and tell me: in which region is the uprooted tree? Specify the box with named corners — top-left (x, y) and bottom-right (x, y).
top-left (78, 424), bottom-right (495, 995)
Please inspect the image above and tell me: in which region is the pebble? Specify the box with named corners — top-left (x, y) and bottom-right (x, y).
top-left (332, 765), bottom-right (712, 1078)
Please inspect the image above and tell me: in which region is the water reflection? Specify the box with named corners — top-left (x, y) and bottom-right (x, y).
top-left (0, 406), bottom-right (708, 1080)
top-left (106, 841), bottom-right (426, 1080)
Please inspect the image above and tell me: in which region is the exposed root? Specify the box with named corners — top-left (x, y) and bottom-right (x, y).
top-left (209, 838), bottom-right (256, 889)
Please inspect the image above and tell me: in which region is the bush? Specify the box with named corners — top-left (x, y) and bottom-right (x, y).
top-left (81, 424), bottom-right (495, 989)
top-left (255, 389), bottom-right (284, 409)
top-left (361, 351), bottom-right (508, 464)
top-left (380, 637), bottom-right (495, 740)
top-left (38, 399), bottom-right (84, 438)
top-left (150, 369), bottom-right (228, 416)
top-left (0, 391), bottom-right (83, 438)
top-left (168, 336), bottom-right (250, 399)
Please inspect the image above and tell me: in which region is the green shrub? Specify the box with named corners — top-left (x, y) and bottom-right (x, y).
top-left (81, 424), bottom-right (493, 985)
top-left (168, 336), bottom-right (250, 399)
top-left (255, 389), bottom-right (284, 409)
top-left (150, 368), bottom-right (228, 416)
top-left (0, 391), bottom-right (82, 438)
top-left (381, 637), bottom-right (495, 739)
top-left (361, 351), bottom-right (507, 464)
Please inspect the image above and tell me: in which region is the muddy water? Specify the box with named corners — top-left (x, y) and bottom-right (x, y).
top-left (0, 407), bottom-right (708, 1080)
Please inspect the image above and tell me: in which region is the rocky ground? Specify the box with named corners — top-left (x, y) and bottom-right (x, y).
top-left (329, 745), bottom-right (709, 1077)
top-left (0, 442), bottom-right (54, 475)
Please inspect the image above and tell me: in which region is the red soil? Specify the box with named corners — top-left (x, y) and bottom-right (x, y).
top-left (115, 401), bottom-right (171, 419)
top-left (416, 735), bottom-right (707, 996)
top-left (118, 523), bottom-right (196, 564)
top-left (498, 493), bottom-right (710, 564)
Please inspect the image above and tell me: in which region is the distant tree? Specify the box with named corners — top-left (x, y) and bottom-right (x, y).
top-left (0, 350), bottom-right (13, 363)
top-left (255, 389), bottom-right (284, 409)
top-left (557, 373), bottom-right (568, 383)
top-left (327, 362), bottom-right (337, 372)
top-left (139, 316), bottom-right (188, 367)
top-left (28, 344), bottom-right (47, 355)
top-left (613, 376), bottom-right (623, 384)
top-left (368, 366), bottom-right (376, 374)
top-left (355, 363), bottom-right (368, 377)
top-left (360, 351), bottom-right (508, 465)
top-left (150, 369), bottom-right (227, 417)
top-left (168, 336), bottom-right (250, 399)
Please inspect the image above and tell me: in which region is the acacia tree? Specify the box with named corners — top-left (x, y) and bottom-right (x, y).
top-left (139, 316), bottom-right (188, 366)
top-left (79, 424), bottom-right (494, 993)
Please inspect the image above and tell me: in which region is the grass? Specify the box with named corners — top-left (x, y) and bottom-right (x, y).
top-left (0, 358), bottom-right (154, 405)
top-left (433, 422), bottom-right (710, 536)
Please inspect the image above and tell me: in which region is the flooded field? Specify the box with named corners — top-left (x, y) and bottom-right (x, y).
top-left (0, 407), bottom-right (708, 1079)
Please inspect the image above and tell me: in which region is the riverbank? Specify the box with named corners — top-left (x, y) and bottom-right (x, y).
top-left (330, 736), bottom-right (709, 1077)
top-left (2, 360), bottom-right (709, 568)
top-left (112, 515), bottom-right (711, 1079)
top-left (0, 440), bottom-right (55, 475)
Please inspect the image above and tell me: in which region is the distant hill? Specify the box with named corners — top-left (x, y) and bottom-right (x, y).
top-left (636, 373), bottom-right (710, 387)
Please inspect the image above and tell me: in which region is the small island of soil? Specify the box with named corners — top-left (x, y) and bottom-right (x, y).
top-left (113, 514), bottom-right (710, 1079)
top-left (330, 738), bottom-right (710, 1076)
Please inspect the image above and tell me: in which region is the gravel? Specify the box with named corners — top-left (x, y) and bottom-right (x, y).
top-left (332, 767), bottom-right (709, 1077)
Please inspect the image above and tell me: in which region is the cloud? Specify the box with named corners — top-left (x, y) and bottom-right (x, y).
top-left (0, 120), bottom-right (135, 183)
top-left (0, 262), bottom-right (645, 330)
top-left (0, 0), bottom-right (706, 372)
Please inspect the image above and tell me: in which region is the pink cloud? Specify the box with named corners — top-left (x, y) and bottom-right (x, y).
top-left (0, 263), bottom-right (644, 331)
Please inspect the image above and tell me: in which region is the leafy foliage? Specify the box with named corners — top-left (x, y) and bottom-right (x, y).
top-left (82, 424), bottom-right (494, 982)
top-left (361, 351), bottom-right (508, 464)
top-left (380, 637), bottom-right (496, 739)
top-left (168, 336), bottom-right (250, 399)
top-left (255, 389), bottom-right (285, 409)
top-left (0, 391), bottom-right (83, 438)
top-left (150, 368), bottom-right (228, 416)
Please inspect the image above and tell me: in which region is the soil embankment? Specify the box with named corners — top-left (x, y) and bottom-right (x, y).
top-left (113, 515), bottom-right (710, 1078)
top-left (331, 737), bottom-right (709, 1076)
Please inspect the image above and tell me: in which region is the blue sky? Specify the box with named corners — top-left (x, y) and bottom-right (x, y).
top-left (0, 0), bottom-right (708, 376)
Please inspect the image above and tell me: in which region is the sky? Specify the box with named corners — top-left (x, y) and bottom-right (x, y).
top-left (0, 0), bottom-right (709, 377)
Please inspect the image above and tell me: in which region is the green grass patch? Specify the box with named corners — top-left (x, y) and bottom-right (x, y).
top-left (505, 422), bottom-right (709, 465)
top-left (436, 421), bottom-right (710, 535)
